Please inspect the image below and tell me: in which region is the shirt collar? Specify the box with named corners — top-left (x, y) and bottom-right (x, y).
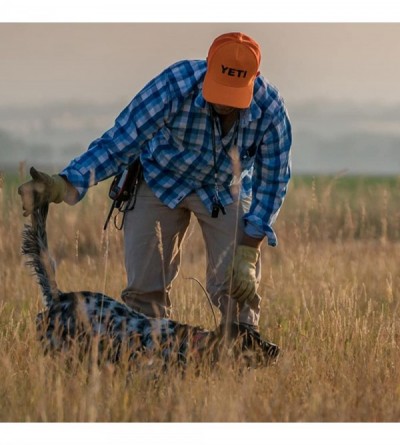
top-left (194, 88), bottom-right (262, 125)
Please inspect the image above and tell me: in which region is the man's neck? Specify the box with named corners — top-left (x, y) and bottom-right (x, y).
top-left (217, 110), bottom-right (239, 137)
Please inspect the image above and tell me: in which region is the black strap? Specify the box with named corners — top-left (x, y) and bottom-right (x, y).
top-left (209, 107), bottom-right (239, 218)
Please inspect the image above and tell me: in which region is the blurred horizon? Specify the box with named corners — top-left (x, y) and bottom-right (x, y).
top-left (1, 23), bottom-right (400, 175)
top-left (2, 97), bottom-right (399, 175)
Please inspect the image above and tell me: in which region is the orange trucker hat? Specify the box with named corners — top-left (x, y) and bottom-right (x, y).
top-left (203, 32), bottom-right (261, 109)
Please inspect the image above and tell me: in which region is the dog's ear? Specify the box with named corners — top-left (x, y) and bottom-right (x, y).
top-left (232, 323), bottom-right (281, 365)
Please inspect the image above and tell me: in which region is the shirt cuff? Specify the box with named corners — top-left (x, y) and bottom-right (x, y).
top-left (59, 167), bottom-right (88, 202)
top-left (244, 220), bottom-right (266, 239)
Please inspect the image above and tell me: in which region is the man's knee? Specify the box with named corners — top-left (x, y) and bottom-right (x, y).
top-left (121, 290), bottom-right (172, 318)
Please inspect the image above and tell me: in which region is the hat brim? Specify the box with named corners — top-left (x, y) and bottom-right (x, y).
top-left (203, 76), bottom-right (253, 109)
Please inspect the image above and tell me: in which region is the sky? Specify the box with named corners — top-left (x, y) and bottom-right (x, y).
top-left (1, 22), bottom-right (400, 108)
top-left (1, 3), bottom-right (400, 174)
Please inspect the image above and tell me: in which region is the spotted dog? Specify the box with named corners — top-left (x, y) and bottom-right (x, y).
top-left (22, 204), bottom-right (280, 368)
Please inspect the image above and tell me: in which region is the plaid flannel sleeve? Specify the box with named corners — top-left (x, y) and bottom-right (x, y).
top-left (243, 104), bottom-right (292, 246)
top-left (60, 70), bottom-right (172, 200)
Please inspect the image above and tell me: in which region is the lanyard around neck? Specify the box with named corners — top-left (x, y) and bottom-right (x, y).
top-left (210, 108), bottom-right (239, 178)
top-left (209, 107), bottom-right (239, 217)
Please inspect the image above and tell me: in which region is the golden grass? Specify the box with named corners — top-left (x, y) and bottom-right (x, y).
top-left (1, 169), bottom-right (400, 422)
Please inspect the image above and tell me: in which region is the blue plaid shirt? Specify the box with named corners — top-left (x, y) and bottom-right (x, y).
top-left (60, 60), bottom-right (292, 246)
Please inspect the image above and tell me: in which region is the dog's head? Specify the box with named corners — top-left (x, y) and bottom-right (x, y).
top-left (195, 323), bottom-right (280, 368)
top-left (230, 323), bottom-right (280, 368)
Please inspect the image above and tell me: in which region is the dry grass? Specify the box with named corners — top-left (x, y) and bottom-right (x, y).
top-left (1, 167), bottom-right (400, 422)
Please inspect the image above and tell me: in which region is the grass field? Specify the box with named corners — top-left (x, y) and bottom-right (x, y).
top-left (1, 165), bottom-right (400, 423)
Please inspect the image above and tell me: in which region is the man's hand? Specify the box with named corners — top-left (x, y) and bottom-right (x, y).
top-left (230, 244), bottom-right (260, 306)
top-left (18, 167), bottom-right (68, 216)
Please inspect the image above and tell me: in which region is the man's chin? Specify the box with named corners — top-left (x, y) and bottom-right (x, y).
top-left (211, 104), bottom-right (238, 115)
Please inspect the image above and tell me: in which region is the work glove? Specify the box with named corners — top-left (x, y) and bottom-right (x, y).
top-left (18, 167), bottom-right (67, 216)
top-left (230, 245), bottom-right (260, 306)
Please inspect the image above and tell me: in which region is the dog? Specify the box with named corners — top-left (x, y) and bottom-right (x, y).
top-left (22, 203), bottom-right (280, 369)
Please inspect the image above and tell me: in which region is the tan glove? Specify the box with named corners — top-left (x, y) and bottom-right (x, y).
top-left (18, 167), bottom-right (67, 216)
top-left (230, 245), bottom-right (260, 306)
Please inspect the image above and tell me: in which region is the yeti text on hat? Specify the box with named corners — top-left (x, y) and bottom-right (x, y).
top-left (203, 32), bottom-right (261, 109)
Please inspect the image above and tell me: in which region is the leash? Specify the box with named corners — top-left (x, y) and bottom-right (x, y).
top-left (183, 276), bottom-right (218, 330)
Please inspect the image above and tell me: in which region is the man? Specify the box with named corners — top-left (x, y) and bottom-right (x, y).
top-left (19, 32), bottom-right (292, 333)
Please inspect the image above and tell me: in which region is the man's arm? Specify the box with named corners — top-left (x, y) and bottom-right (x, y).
top-left (240, 233), bottom-right (264, 249)
top-left (59, 68), bottom-right (173, 202)
top-left (62, 176), bottom-right (80, 205)
top-left (243, 104), bottom-right (292, 247)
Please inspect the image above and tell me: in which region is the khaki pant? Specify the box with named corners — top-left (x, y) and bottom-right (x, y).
top-left (121, 181), bottom-right (261, 327)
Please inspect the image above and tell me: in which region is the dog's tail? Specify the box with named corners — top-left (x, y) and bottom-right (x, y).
top-left (22, 203), bottom-right (60, 307)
